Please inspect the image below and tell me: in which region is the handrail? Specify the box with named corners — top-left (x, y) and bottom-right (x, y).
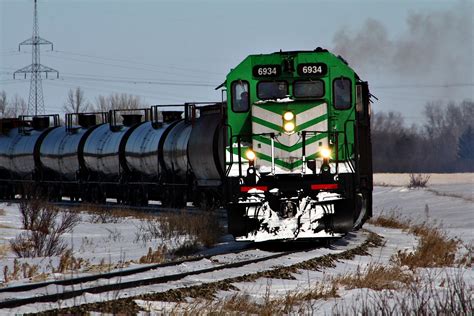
top-left (65, 111), bottom-right (108, 132)
top-left (108, 108), bottom-right (151, 131)
top-left (18, 114), bottom-right (60, 134)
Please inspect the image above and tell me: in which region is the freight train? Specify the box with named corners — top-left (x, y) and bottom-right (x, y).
top-left (0, 48), bottom-right (373, 241)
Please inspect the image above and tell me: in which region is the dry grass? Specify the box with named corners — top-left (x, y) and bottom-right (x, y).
top-left (0, 223), bottom-right (14, 229)
top-left (159, 211), bottom-right (222, 248)
top-left (10, 199), bottom-right (80, 257)
top-left (3, 259), bottom-right (41, 283)
top-left (171, 241), bottom-right (200, 257)
top-left (0, 244), bottom-right (9, 257)
top-left (368, 211), bottom-right (410, 229)
top-left (370, 213), bottom-right (461, 269)
top-left (139, 246), bottom-right (167, 264)
top-left (135, 210), bottom-right (222, 250)
top-left (408, 173), bottom-right (430, 188)
top-left (82, 258), bottom-right (130, 274)
top-left (170, 273), bottom-right (472, 316)
top-left (392, 223), bottom-right (459, 269)
top-left (55, 249), bottom-right (88, 273)
top-left (79, 204), bottom-right (152, 223)
top-left (0, 208), bottom-right (5, 216)
top-left (457, 243), bottom-right (473, 267)
top-left (167, 281), bottom-right (337, 315)
top-left (334, 263), bottom-right (414, 291)
top-left (333, 270), bottom-right (473, 315)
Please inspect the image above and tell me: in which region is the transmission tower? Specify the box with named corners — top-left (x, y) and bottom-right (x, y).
top-left (13, 0), bottom-right (59, 116)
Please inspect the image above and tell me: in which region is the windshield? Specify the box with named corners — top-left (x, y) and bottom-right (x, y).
top-left (257, 81), bottom-right (288, 100)
top-left (293, 80), bottom-right (324, 98)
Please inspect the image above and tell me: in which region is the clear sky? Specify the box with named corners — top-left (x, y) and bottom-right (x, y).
top-left (1, 0), bottom-right (473, 125)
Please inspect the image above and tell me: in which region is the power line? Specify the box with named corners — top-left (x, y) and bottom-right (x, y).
top-left (52, 49), bottom-right (226, 76)
top-left (46, 80), bottom-right (194, 102)
top-left (373, 83), bottom-right (474, 89)
top-left (42, 52), bottom-right (223, 81)
top-left (60, 76), bottom-right (216, 87)
top-left (59, 71), bottom-right (217, 85)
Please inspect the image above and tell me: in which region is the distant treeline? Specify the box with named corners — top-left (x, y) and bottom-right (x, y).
top-left (372, 100), bottom-right (474, 172)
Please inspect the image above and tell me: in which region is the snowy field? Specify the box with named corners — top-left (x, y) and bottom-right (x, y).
top-left (0, 173), bottom-right (472, 314)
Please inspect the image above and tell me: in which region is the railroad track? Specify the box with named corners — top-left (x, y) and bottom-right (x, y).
top-left (0, 248), bottom-right (301, 309)
top-left (0, 231), bottom-right (373, 311)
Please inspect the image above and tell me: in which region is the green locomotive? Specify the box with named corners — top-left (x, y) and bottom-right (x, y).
top-left (224, 48), bottom-right (373, 241)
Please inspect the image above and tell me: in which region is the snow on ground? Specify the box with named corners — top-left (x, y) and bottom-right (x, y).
top-left (0, 204), bottom-right (233, 287)
top-left (138, 173), bottom-right (473, 314)
top-left (374, 173), bottom-right (474, 186)
top-left (0, 173), bottom-right (472, 314)
top-left (374, 186), bottom-right (474, 243)
top-left (2, 231), bottom-right (371, 314)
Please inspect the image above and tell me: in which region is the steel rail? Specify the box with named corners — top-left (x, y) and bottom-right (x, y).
top-left (0, 249), bottom-right (300, 309)
top-left (0, 243), bottom-right (252, 295)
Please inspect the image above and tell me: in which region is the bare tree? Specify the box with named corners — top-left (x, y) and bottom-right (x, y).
top-left (372, 100), bottom-right (474, 173)
top-left (63, 87), bottom-right (90, 113)
top-left (0, 91), bottom-right (7, 118)
top-left (94, 93), bottom-right (145, 111)
top-left (4, 95), bottom-right (28, 118)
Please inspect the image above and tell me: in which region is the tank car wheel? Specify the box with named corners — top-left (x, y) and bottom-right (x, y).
top-left (160, 189), bottom-right (172, 208)
top-left (173, 189), bottom-right (186, 208)
top-left (196, 191), bottom-right (217, 211)
top-left (161, 188), bottom-right (186, 208)
top-left (139, 189), bottom-right (149, 206)
top-left (7, 187), bottom-right (14, 200)
top-left (47, 185), bottom-right (60, 202)
top-left (97, 188), bottom-right (106, 204)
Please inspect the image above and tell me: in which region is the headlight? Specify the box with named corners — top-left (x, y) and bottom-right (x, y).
top-left (321, 148), bottom-right (331, 159)
top-left (283, 122), bottom-right (295, 133)
top-left (283, 111), bottom-right (294, 121)
top-left (245, 149), bottom-right (256, 161)
top-left (282, 111), bottom-right (295, 134)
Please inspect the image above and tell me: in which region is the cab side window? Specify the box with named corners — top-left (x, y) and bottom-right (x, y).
top-left (333, 77), bottom-right (352, 110)
top-left (231, 81), bottom-right (250, 113)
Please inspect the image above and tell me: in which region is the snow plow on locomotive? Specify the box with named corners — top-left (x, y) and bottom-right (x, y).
top-left (0, 48), bottom-right (373, 242)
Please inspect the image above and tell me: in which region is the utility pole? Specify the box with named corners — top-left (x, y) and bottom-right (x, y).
top-left (13, 0), bottom-right (59, 116)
